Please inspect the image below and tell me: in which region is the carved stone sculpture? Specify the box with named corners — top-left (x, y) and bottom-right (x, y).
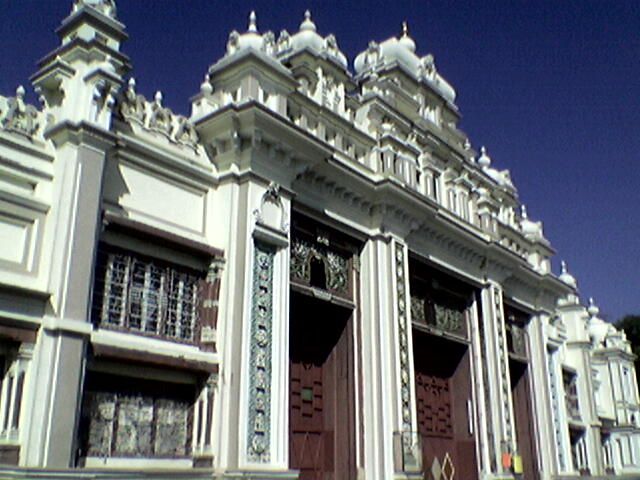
top-left (1, 86), bottom-right (39, 138)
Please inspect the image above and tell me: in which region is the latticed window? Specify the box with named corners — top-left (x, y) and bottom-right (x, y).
top-left (96, 249), bottom-right (200, 342)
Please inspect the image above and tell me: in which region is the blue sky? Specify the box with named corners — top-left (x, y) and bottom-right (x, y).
top-left (2, 1), bottom-right (638, 321)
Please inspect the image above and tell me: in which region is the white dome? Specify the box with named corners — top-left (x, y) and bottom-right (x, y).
top-left (520, 205), bottom-right (540, 236)
top-left (354, 23), bottom-right (456, 102)
top-left (290, 11), bottom-right (324, 51)
top-left (289, 11), bottom-right (348, 69)
top-left (226, 12), bottom-right (265, 54)
top-left (559, 261), bottom-right (577, 288)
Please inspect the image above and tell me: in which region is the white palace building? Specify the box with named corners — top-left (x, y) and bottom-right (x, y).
top-left (0, 1), bottom-right (638, 479)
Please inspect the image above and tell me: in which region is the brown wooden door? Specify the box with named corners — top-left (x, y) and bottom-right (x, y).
top-left (289, 293), bottom-right (354, 480)
top-left (510, 358), bottom-right (539, 480)
top-left (413, 331), bottom-right (478, 480)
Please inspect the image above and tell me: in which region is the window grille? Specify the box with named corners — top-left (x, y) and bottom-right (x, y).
top-left (98, 251), bottom-right (200, 342)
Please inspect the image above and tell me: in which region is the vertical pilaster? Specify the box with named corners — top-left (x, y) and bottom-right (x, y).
top-left (238, 182), bottom-right (291, 473)
top-left (391, 240), bottom-right (421, 476)
top-left (24, 137), bottom-right (110, 468)
top-left (359, 236), bottom-right (395, 478)
top-left (480, 282), bottom-right (517, 475)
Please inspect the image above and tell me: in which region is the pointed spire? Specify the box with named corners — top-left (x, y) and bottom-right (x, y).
top-left (300, 9), bottom-right (317, 32)
top-left (248, 11), bottom-right (258, 33)
top-left (401, 21), bottom-right (409, 37)
top-left (561, 260), bottom-right (568, 274)
top-left (587, 297), bottom-right (600, 317)
top-left (154, 90), bottom-right (163, 106)
top-left (521, 204), bottom-right (528, 219)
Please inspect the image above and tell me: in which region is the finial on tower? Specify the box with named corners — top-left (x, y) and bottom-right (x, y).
top-left (402, 21), bottom-right (409, 37)
top-left (248, 11), bottom-right (258, 33)
top-left (300, 9), bottom-right (317, 32)
top-left (521, 205), bottom-right (528, 219)
top-left (478, 146), bottom-right (491, 168)
top-left (587, 297), bottom-right (600, 317)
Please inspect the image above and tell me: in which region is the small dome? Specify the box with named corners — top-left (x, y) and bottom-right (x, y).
top-left (477, 146), bottom-right (491, 168)
top-left (520, 205), bottom-right (539, 236)
top-left (398, 22), bottom-right (416, 53)
top-left (227, 11), bottom-right (264, 54)
top-left (289, 11), bottom-right (347, 68)
top-left (300, 10), bottom-right (316, 32)
top-left (559, 260), bottom-right (577, 288)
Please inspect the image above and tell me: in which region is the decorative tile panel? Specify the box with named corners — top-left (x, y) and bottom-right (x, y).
top-left (246, 241), bottom-right (275, 462)
top-left (395, 242), bottom-right (418, 468)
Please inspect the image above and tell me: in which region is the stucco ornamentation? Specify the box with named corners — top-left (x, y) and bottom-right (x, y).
top-left (0, 86), bottom-right (40, 138)
top-left (119, 79), bottom-right (201, 152)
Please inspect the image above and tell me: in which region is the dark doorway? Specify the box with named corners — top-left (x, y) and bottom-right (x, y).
top-left (289, 291), bottom-right (355, 480)
top-left (510, 358), bottom-right (539, 480)
top-left (413, 330), bottom-right (478, 480)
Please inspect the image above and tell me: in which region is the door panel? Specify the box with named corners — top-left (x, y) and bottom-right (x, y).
top-left (413, 331), bottom-right (478, 480)
top-left (510, 358), bottom-right (539, 480)
top-left (289, 293), bottom-right (354, 480)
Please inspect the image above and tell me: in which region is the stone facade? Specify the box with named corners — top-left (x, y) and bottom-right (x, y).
top-left (0, 1), bottom-right (638, 478)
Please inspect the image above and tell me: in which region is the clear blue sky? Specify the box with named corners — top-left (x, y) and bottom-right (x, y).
top-left (2, 1), bottom-right (638, 321)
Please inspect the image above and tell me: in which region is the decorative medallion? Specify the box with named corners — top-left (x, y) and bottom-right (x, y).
top-left (247, 242), bottom-right (275, 462)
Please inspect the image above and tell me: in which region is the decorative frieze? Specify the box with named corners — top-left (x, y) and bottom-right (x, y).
top-left (246, 242), bottom-right (275, 462)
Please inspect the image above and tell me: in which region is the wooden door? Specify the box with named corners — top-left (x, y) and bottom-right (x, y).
top-left (289, 293), bottom-right (354, 480)
top-left (510, 358), bottom-right (539, 480)
top-left (413, 331), bottom-right (478, 480)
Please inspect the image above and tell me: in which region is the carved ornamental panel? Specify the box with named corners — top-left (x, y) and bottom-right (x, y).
top-left (289, 217), bottom-right (356, 301)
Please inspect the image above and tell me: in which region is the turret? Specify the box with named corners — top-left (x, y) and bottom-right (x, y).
top-left (30, 0), bottom-right (130, 130)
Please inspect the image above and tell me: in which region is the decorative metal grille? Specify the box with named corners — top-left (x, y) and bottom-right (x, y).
top-left (99, 252), bottom-right (200, 342)
top-left (290, 237), bottom-right (350, 296)
top-left (84, 391), bottom-right (191, 458)
top-left (410, 295), bottom-right (465, 335)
